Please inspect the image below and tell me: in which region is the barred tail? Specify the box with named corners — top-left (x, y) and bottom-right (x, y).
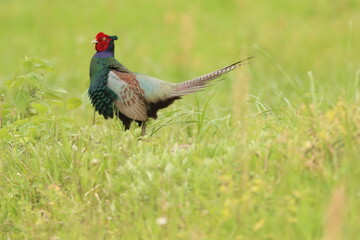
top-left (171, 56), bottom-right (254, 97)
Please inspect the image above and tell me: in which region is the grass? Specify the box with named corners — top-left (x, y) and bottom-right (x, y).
top-left (1, 0), bottom-right (360, 239)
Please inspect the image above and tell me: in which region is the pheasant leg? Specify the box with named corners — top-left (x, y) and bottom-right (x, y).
top-left (141, 122), bottom-right (147, 136)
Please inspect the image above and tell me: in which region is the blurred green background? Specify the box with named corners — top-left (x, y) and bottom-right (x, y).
top-left (1, 0), bottom-right (359, 106)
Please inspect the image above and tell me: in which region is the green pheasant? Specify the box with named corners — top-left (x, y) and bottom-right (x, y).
top-left (89, 32), bottom-right (253, 135)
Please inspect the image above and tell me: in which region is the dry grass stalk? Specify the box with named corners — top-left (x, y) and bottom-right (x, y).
top-left (323, 186), bottom-right (346, 240)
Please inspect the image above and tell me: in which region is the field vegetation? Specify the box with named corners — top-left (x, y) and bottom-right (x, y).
top-left (0, 0), bottom-right (359, 239)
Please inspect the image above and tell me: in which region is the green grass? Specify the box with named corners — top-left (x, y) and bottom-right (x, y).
top-left (1, 0), bottom-right (360, 239)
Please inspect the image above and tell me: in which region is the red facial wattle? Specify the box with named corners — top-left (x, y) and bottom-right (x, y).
top-left (94, 32), bottom-right (111, 52)
top-left (95, 39), bottom-right (111, 52)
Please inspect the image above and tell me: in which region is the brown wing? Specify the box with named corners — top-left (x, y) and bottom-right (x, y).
top-left (107, 70), bottom-right (148, 121)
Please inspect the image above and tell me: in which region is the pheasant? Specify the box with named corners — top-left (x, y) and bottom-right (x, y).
top-left (89, 32), bottom-right (253, 136)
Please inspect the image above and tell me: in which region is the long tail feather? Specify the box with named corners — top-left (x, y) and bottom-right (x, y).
top-left (171, 56), bottom-right (254, 97)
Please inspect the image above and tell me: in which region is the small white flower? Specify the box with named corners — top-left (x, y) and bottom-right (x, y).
top-left (156, 217), bottom-right (167, 226)
top-left (91, 158), bottom-right (100, 165)
top-left (72, 144), bottom-right (78, 151)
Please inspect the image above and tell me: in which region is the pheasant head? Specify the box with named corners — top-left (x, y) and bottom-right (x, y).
top-left (91, 32), bottom-right (118, 52)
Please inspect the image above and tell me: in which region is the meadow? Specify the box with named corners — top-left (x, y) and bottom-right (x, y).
top-left (0, 0), bottom-right (359, 239)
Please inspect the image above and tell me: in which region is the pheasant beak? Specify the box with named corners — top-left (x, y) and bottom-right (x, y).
top-left (90, 39), bottom-right (98, 44)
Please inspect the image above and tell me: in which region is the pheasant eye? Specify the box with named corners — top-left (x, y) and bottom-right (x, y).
top-left (102, 37), bottom-right (106, 41)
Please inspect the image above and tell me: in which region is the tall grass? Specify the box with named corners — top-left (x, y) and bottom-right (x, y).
top-left (1, 0), bottom-right (360, 239)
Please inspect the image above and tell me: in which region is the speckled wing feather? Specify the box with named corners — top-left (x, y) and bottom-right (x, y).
top-left (107, 70), bottom-right (148, 121)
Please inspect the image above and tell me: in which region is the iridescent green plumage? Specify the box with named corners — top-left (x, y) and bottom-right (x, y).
top-left (88, 57), bottom-right (116, 118)
top-left (88, 54), bottom-right (130, 119)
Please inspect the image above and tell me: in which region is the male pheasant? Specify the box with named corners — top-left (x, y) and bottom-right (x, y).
top-left (89, 32), bottom-right (253, 135)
